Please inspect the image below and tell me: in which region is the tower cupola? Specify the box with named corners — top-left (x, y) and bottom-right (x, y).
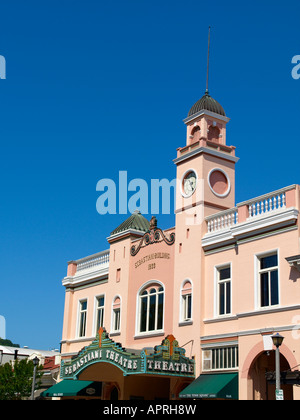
top-left (187, 90), bottom-right (226, 118)
top-left (183, 90), bottom-right (230, 147)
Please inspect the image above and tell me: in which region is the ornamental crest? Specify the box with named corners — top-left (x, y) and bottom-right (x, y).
top-left (130, 216), bottom-right (175, 256)
top-left (153, 335), bottom-right (182, 361)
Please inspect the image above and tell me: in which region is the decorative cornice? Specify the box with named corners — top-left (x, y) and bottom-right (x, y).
top-left (62, 268), bottom-right (109, 288)
top-left (107, 228), bottom-right (146, 243)
top-left (173, 145), bottom-right (239, 166)
top-left (285, 254), bottom-right (300, 272)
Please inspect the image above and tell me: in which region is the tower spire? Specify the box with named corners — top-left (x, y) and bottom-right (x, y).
top-left (206, 26), bottom-right (211, 95)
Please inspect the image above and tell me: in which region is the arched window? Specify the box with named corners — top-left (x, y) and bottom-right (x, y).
top-left (111, 296), bottom-right (121, 333)
top-left (138, 283), bottom-right (164, 334)
top-left (180, 280), bottom-right (192, 322)
top-left (191, 125), bottom-right (201, 142)
top-left (208, 125), bottom-right (220, 143)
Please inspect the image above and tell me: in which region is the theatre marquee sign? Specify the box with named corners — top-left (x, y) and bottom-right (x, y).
top-left (61, 329), bottom-right (194, 379)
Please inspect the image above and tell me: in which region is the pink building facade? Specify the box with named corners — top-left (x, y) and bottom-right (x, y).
top-left (57, 91), bottom-right (300, 400)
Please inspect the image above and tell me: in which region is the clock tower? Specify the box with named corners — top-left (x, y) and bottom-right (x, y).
top-left (175, 90), bottom-right (238, 223)
top-left (172, 90), bottom-right (239, 376)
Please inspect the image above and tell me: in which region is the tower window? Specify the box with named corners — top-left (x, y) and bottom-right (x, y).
top-left (208, 125), bottom-right (220, 142)
top-left (190, 125), bottom-right (201, 142)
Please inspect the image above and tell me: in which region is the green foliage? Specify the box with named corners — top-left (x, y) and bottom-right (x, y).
top-left (0, 358), bottom-right (43, 400)
top-left (0, 338), bottom-right (20, 347)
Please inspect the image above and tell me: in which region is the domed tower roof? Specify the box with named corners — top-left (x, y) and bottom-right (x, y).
top-left (187, 90), bottom-right (226, 118)
top-left (110, 210), bottom-right (150, 236)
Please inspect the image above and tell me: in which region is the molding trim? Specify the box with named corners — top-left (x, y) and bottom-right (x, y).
top-left (62, 269), bottom-right (109, 289)
top-left (203, 304), bottom-right (300, 325)
top-left (183, 109), bottom-right (230, 125)
top-left (201, 322), bottom-right (299, 342)
top-left (107, 228), bottom-right (146, 243)
top-left (173, 145), bottom-right (239, 166)
top-left (202, 208), bottom-right (299, 251)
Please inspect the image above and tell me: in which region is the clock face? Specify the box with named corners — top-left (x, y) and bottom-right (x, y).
top-left (182, 170), bottom-right (197, 197)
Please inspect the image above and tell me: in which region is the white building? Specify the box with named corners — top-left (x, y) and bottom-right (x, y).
top-left (0, 316), bottom-right (6, 340)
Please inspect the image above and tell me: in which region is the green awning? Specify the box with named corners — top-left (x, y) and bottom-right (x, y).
top-left (41, 380), bottom-right (102, 398)
top-left (179, 373), bottom-right (238, 400)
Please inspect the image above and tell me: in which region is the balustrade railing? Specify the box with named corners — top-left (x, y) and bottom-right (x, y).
top-left (76, 250), bottom-right (110, 272)
top-left (248, 191), bottom-right (286, 218)
top-left (206, 186), bottom-right (295, 234)
top-left (206, 208), bottom-right (238, 233)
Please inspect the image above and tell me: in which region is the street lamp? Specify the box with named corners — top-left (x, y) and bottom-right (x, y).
top-left (271, 333), bottom-right (284, 395)
top-left (30, 356), bottom-right (40, 400)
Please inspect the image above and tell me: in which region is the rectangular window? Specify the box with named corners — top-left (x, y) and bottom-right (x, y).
top-left (202, 346), bottom-right (239, 371)
top-left (113, 308), bottom-right (121, 332)
top-left (157, 292), bottom-right (164, 330)
top-left (258, 253), bottom-right (279, 307)
top-left (140, 294), bottom-right (148, 333)
top-left (181, 281), bottom-right (192, 323)
top-left (149, 294), bottom-right (156, 331)
top-left (78, 300), bottom-right (87, 337)
top-left (95, 296), bottom-right (104, 333)
top-left (202, 350), bottom-right (212, 371)
top-left (217, 266), bottom-right (231, 316)
top-left (182, 294), bottom-right (192, 321)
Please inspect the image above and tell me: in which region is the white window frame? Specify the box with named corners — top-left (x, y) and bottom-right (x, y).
top-left (77, 298), bottom-right (88, 338)
top-left (93, 294), bottom-right (105, 336)
top-left (215, 263), bottom-right (232, 317)
top-left (202, 343), bottom-right (239, 372)
top-left (182, 294), bottom-right (192, 321)
top-left (180, 279), bottom-right (193, 323)
top-left (111, 295), bottom-right (121, 334)
top-left (135, 280), bottom-right (165, 336)
top-left (112, 308), bottom-right (121, 332)
top-left (255, 249), bottom-right (280, 310)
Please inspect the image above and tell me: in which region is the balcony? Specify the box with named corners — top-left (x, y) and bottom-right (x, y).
top-left (202, 185), bottom-right (299, 250)
top-left (174, 138), bottom-right (239, 166)
top-left (62, 250), bottom-right (110, 288)
top-left (76, 251), bottom-right (110, 272)
top-left (176, 138), bottom-right (236, 159)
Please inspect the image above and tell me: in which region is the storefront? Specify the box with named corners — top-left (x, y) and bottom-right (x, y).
top-left (179, 373), bottom-right (238, 400)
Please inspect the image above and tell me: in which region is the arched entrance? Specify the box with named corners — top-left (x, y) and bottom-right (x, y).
top-left (248, 351), bottom-right (293, 400)
top-left (110, 386), bottom-right (119, 400)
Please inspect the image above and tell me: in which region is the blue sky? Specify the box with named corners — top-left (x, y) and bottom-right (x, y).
top-left (0, 0), bottom-right (299, 350)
